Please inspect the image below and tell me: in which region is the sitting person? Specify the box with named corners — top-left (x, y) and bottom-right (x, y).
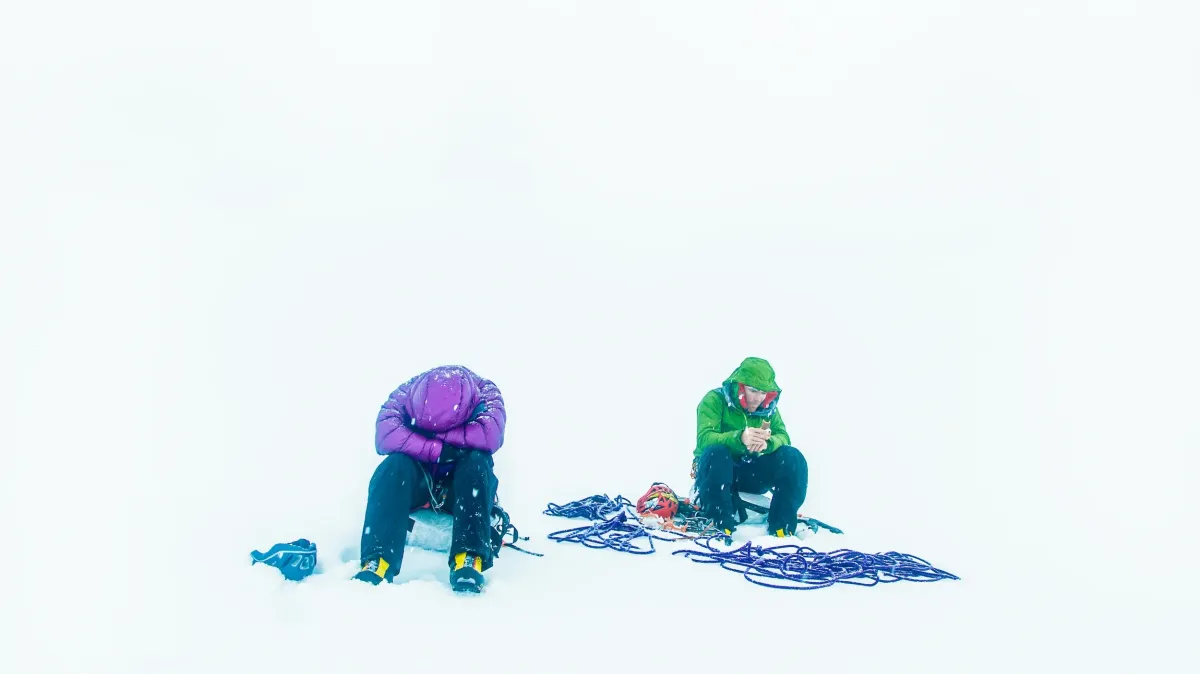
top-left (355, 364), bottom-right (506, 592)
top-left (692, 357), bottom-right (808, 537)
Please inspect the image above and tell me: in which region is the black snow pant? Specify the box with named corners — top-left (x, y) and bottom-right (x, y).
top-left (695, 444), bottom-right (808, 533)
top-left (359, 449), bottom-right (498, 580)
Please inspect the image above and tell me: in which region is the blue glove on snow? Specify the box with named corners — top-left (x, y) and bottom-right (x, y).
top-left (250, 538), bottom-right (318, 581)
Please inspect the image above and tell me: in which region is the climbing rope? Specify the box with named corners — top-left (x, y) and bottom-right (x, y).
top-left (547, 510), bottom-right (660, 554)
top-left (544, 494), bottom-right (632, 521)
top-left (545, 495), bottom-right (720, 554)
top-left (544, 493), bottom-right (957, 590)
top-left (673, 537), bottom-right (960, 590)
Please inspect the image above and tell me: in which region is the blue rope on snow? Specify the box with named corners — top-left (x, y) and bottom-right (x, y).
top-left (673, 537), bottom-right (960, 590)
top-left (547, 510), bottom-right (659, 554)
top-left (545, 495), bottom-right (695, 554)
top-left (544, 494), bottom-right (632, 521)
top-left (544, 494), bottom-right (956, 590)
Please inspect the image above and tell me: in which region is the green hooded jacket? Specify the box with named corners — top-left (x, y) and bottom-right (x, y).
top-left (694, 357), bottom-right (791, 458)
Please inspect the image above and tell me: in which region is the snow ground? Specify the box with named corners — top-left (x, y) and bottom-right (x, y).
top-left (2, 2), bottom-right (1199, 673)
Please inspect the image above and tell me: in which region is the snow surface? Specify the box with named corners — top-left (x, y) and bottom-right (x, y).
top-left (2, 2), bottom-right (1199, 673)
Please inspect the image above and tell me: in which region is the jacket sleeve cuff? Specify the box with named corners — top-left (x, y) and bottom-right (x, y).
top-left (727, 431), bottom-right (746, 454)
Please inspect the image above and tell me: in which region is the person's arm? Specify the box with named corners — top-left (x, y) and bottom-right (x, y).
top-left (434, 377), bottom-right (506, 453)
top-left (766, 410), bottom-right (791, 453)
top-left (697, 391), bottom-right (745, 456)
top-left (375, 380), bottom-right (444, 462)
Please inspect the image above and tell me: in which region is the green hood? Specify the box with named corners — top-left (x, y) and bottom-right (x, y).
top-left (695, 356), bottom-right (791, 457)
top-left (723, 357), bottom-right (780, 392)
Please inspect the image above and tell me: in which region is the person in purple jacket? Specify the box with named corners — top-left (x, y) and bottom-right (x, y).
top-left (354, 365), bottom-right (506, 592)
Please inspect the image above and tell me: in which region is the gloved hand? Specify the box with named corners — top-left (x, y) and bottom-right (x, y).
top-left (438, 443), bottom-right (469, 464)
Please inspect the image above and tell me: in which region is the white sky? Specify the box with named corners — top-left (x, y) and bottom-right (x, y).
top-left (2, 2), bottom-right (1198, 673)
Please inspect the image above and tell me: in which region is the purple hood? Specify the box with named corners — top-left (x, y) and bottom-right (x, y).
top-left (408, 366), bottom-right (480, 431)
top-left (374, 365), bottom-right (506, 464)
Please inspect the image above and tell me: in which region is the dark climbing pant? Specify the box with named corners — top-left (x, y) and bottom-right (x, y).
top-left (695, 444), bottom-right (808, 533)
top-left (359, 449), bottom-right (498, 580)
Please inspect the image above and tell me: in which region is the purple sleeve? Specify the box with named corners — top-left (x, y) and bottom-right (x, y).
top-left (375, 380), bottom-right (444, 463)
top-left (435, 377), bottom-right (506, 453)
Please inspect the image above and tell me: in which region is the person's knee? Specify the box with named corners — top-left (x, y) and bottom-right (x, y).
top-left (777, 446), bottom-right (807, 478)
top-left (376, 452), bottom-right (418, 476)
top-left (455, 448), bottom-right (493, 474)
top-left (700, 444), bottom-right (733, 464)
top-left (697, 445), bottom-right (733, 478)
top-left (370, 452), bottom-right (419, 490)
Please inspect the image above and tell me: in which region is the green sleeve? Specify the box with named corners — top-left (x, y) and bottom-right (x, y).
top-left (766, 410), bottom-right (791, 453)
top-left (697, 392), bottom-right (744, 456)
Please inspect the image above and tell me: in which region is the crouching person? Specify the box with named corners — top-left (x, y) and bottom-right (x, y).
top-left (693, 357), bottom-right (808, 537)
top-left (356, 365), bottom-right (506, 593)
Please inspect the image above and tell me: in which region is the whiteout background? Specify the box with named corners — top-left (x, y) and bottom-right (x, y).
top-left (1, 2), bottom-right (1197, 673)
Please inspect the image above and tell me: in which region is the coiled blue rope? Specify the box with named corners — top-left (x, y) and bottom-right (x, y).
top-left (545, 495), bottom-right (696, 554)
top-left (544, 494), bottom-right (632, 521)
top-left (547, 510), bottom-right (659, 554)
top-left (673, 537), bottom-right (960, 590)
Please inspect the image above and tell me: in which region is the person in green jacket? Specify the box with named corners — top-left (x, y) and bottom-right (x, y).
top-left (692, 357), bottom-right (808, 537)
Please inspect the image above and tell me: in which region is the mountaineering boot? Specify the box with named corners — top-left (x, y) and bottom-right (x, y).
top-left (719, 515), bottom-right (739, 533)
top-left (450, 552), bottom-right (485, 593)
top-left (714, 515), bottom-right (738, 546)
top-left (772, 520), bottom-right (799, 538)
top-left (353, 557), bottom-right (391, 585)
top-left (698, 501), bottom-right (738, 544)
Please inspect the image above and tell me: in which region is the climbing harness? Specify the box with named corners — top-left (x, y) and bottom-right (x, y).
top-left (491, 504), bottom-right (543, 557)
top-left (420, 466), bottom-right (450, 513)
top-left (411, 464), bottom-right (542, 557)
top-left (672, 537), bottom-right (960, 590)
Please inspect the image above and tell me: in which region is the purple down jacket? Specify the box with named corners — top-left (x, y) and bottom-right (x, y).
top-left (374, 365), bottom-right (506, 464)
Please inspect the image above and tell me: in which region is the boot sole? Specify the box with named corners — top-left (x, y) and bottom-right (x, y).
top-left (450, 568), bottom-right (485, 593)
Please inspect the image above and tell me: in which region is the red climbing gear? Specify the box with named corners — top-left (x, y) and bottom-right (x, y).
top-left (636, 482), bottom-right (680, 521)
